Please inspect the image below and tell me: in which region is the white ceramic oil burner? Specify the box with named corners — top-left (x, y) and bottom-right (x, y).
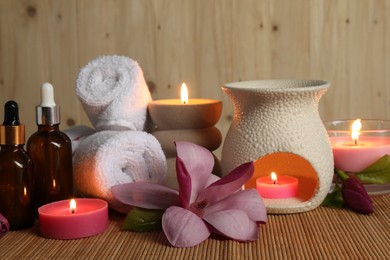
top-left (221, 80), bottom-right (334, 214)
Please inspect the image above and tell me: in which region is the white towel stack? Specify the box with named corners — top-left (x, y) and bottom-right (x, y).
top-left (71, 55), bottom-right (167, 212)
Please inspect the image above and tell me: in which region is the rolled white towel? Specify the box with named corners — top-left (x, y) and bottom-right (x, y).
top-left (63, 125), bottom-right (96, 154)
top-left (76, 55), bottom-right (152, 131)
top-left (73, 130), bottom-right (167, 212)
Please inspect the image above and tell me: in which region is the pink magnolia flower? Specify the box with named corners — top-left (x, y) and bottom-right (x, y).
top-left (112, 141), bottom-right (267, 247)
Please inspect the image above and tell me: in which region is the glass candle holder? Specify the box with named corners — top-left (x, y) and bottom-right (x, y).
top-left (325, 119), bottom-right (390, 173)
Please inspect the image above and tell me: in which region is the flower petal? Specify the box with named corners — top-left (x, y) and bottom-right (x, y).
top-left (342, 177), bottom-right (373, 214)
top-left (197, 162), bottom-right (254, 205)
top-left (162, 206), bottom-right (210, 247)
top-left (205, 174), bottom-right (220, 187)
top-left (176, 157), bottom-right (191, 208)
top-left (0, 213), bottom-right (9, 237)
top-left (111, 183), bottom-right (180, 209)
top-left (203, 209), bottom-right (259, 241)
top-left (175, 141), bottom-right (215, 201)
top-left (205, 189), bottom-right (267, 223)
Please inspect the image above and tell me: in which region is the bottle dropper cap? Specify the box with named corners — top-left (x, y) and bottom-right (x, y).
top-left (36, 82), bottom-right (60, 125)
top-left (0, 100), bottom-right (25, 145)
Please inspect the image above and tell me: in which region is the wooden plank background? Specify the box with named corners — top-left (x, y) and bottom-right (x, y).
top-left (1, 0), bottom-right (389, 147)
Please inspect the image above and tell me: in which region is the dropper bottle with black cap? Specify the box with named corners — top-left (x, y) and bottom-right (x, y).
top-left (27, 83), bottom-right (73, 212)
top-left (0, 100), bottom-right (35, 230)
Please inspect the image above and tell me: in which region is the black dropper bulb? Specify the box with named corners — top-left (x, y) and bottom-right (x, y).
top-left (3, 101), bottom-right (21, 126)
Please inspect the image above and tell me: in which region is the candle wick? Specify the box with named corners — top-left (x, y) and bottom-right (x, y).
top-left (354, 139), bottom-right (358, 145)
top-left (273, 180), bottom-right (277, 184)
top-left (71, 209), bottom-right (75, 214)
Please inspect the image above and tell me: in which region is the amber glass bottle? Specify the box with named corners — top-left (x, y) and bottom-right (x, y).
top-left (0, 101), bottom-right (35, 230)
top-left (27, 83), bottom-right (73, 212)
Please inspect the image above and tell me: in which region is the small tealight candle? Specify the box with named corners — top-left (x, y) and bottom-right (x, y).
top-left (256, 172), bottom-right (299, 199)
top-left (38, 198), bottom-right (109, 240)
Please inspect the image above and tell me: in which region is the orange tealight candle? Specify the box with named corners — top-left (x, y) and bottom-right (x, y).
top-left (148, 82), bottom-right (222, 130)
top-left (256, 172), bottom-right (299, 199)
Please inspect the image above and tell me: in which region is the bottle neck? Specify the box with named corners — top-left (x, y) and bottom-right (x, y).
top-left (36, 106), bottom-right (60, 125)
top-left (0, 144), bottom-right (24, 151)
top-left (37, 124), bottom-right (60, 132)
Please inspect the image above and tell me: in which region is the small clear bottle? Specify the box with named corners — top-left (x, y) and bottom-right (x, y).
top-left (27, 83), bottom-right (73, 211)
top-left (0, 101), bottom-right (35, 230)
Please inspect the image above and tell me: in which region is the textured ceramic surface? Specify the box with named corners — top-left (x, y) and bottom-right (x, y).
top-left (221, 80), bottom-right (334, 214)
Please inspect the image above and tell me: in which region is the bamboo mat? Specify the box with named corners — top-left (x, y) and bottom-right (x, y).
top-left (1, 195), bottom-right (390, 259)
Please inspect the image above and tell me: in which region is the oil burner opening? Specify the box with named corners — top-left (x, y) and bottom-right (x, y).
top-left (245, 152), bottom-right (318, 204)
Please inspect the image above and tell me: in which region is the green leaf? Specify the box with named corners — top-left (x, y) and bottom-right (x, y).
top-left (355, 155), bottom-right (390, 184)
top-left (321, 184), bottom-right (344, 209)
top-left (122, 207), bottom-right (164, 232)
top-left (335, 169), bottom-right (349, 181)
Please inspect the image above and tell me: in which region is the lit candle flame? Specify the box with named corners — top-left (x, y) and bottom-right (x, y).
top-left (351, 119), bottom-right (362, 145)
top-left (70, 199), bottom-right (76, 214)
top-left (53, 179), bottom-right (56, 189)
top-left (23, 186), bottom-right (27, 196)
top-left (271, 172), bottom-right (277, 184)
top-left (181, 82), bottom-right (189, 104)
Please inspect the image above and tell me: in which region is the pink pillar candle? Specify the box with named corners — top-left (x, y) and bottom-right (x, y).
top-left (256, 175), bottom-right (299, 199)
top-left (38, 198), bottom-right (109, 239)
top-left (330, 136), bottom-right (390, 172)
